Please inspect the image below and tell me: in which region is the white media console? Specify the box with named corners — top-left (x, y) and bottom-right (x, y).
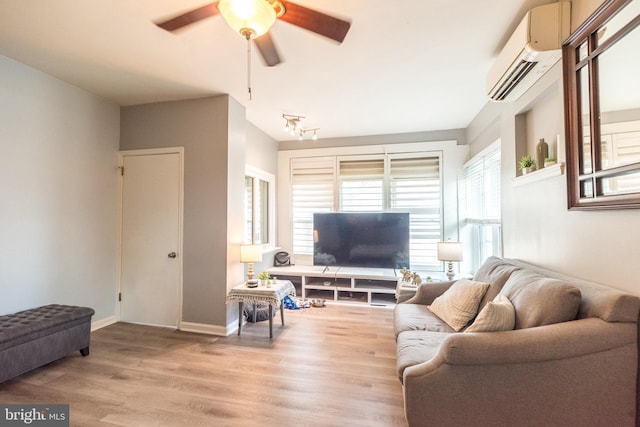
top-left (266, 265), bottom-right (402, 306)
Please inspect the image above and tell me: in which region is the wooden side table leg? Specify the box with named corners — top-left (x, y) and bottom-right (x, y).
top-left (238, 301), bottom-right (243, 336)
top-left (280, 299), bottom-right (285, 326)
top-left (269, 303), bottom-right (274, 338)
top-left (252, 304), bottom-right (257, 323)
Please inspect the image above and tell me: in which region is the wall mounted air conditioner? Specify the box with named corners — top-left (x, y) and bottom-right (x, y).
top-left (486, 1), bottom-right (571, 102)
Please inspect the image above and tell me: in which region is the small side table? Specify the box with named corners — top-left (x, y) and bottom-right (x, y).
top-left (226, 280), bottom-right (296, 338)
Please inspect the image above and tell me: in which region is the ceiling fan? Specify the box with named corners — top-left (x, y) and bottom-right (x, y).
top-left (155, 0), bottom-right (351, 67)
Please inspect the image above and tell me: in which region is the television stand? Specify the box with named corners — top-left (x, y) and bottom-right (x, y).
top-left (266, 265), bottom-right (401, 307)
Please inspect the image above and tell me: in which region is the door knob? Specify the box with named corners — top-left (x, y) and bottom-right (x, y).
top-left (168, 252), bottom-right (177, 258)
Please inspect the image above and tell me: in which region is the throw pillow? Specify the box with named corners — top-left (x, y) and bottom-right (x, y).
top-left (500, 270), bottom-right (581, 329)
top-left (465, 294), bottom-right (515, 332)
top-left (428, 279), bottom-right (490, 331)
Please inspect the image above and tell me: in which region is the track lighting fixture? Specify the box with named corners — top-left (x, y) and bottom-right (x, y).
top-left (282, 114), bottom-right (320, 141)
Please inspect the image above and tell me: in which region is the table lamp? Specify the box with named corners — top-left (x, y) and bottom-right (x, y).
top-left (437, 241), bottom-right (463, 280)
top-left (240, 244), bottom-right (262, 287)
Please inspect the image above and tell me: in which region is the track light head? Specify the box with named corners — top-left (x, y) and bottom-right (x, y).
top-left (282, 114), bottom-right (320, 141)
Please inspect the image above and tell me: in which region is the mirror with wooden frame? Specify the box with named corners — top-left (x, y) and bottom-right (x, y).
top-left (563, 0), bottom-right (640, 209)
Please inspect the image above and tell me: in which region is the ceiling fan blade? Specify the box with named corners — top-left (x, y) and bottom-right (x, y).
top-left (279, 1), bottom-right (351, 43)
top-left (253, 32), bottom-right (282, 66)
top-left (156, 2), bottom-right (220, 32)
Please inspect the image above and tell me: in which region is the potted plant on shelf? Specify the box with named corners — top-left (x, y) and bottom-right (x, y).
top-left (519, 155), bottom-right (536, 175)
top-left (544, 157), bottom-right (557, 167)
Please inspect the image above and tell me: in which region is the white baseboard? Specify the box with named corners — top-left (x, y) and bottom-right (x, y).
top-left (91, 316), bottom-right (117, 331)
top-left (179, 321), bottom-right (230, 336)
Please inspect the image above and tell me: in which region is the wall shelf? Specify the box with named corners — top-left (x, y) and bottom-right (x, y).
top-left (512, 162), bottom-right (565, 187)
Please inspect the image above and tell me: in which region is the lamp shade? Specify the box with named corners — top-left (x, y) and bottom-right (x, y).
top-left (218, 0), bottom-right (277, 38)
top-left (437, 241), bottom-right (463, 262)
top-left (240, 244), bottom-right (263, 263)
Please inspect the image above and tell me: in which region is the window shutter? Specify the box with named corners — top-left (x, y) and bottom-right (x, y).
top-left (291, 158), bottom-right (336, 254)
top-left (339, 159), bottom-right (384, 211)
top-left (389, 156), bottom-right (441, 268)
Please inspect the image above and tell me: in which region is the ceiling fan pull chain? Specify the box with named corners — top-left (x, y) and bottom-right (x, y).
top-left (247, 37), bottom-right (253, 101)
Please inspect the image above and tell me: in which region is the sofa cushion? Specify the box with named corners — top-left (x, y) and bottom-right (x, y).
top-left (465, 294), bottom-right (515, 332)
top-left (394, 303), bottom-right (455, 337)
top-left (396, 330), bottom-right (448, 383)
top-left (473, 256), bottom-right (521, 312)
top-left (501, 270), bottom-right (581, 329)
top-left (428, 279), bottom-right (490, 332)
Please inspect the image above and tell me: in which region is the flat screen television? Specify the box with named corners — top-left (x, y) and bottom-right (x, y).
top-left (313, 212), bottom-right (410, 269)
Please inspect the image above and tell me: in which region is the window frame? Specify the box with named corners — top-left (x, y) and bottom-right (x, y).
top-left (459, 141), bottom-right (502, 272)
top-left (563, 0), bottom-right (640, 209)
top-left (244, 165), bottom-right (275, 247)
top-left (290, 151), bottom-right (444, 271)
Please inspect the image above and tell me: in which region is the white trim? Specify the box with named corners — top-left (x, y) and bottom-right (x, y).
top-left (91, 316), bottom-right (117, 331)
top-left (180, 321), bottom-right (230, 336)
top-left (116, 147), bottom-right (185, 329)
top-left (463, 139), bottom-right (501, 168)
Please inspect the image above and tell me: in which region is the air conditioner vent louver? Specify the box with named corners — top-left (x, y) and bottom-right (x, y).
top-left (490, 60), bottom-right (537, 101)
top-left (486, 2), bottom-right (570, 102)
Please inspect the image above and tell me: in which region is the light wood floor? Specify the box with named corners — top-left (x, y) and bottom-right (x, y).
top-left (0, 304), bottom-right (407, 427)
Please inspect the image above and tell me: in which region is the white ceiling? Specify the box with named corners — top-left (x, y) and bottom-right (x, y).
top-left (0, 0), bottom-right (556, 141)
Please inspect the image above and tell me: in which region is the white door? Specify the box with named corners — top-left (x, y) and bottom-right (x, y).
top-left (119, 150), bottom-right (183, 327)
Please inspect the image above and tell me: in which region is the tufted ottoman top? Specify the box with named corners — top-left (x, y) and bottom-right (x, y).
top-left (0, 304), bottom-right (95, 344)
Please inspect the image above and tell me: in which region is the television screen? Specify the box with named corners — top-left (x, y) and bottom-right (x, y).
top-left (313, 212), bottom-right (410, 269)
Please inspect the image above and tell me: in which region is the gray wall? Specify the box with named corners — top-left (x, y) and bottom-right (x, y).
top-left (246, 121), bottom-right (280, 272)
top-left (0, 55), bottom-right (120, 321)
top-left (246, 121), bottom-right (279, 173)
top-left (466, 0), bottom-right (640, 295)
top-left (120, 95), bottom-right (246, 329)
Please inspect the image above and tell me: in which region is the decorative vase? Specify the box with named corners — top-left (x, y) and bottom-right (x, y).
top-left (536, 138), bottom-right (549, 169)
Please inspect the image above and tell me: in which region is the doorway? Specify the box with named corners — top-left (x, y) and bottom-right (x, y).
top-left (118, 148), bottom-right (184, 328)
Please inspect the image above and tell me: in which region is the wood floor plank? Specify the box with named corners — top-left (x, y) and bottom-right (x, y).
top-left (0, 304), bottom-right (407, 427)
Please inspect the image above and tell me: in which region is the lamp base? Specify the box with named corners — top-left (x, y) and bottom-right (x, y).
top-left (246, 279), bottom-right (258, 288)
top-left (446, 261), bottom-right (456, 281)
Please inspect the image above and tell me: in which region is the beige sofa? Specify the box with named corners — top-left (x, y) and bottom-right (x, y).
top-left (394, 257), bottom-right (640, 427)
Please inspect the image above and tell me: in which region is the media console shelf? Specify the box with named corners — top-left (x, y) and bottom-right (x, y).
top-left (266, 265), bottom-right (401, 306)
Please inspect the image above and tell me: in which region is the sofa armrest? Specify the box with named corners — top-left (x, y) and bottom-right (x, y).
top-left (443, 317), bottom-right (636, 365)
top-left (403, 280), bottom-right (455, 305)
top-left (403, 318), bottom-right (638, 427)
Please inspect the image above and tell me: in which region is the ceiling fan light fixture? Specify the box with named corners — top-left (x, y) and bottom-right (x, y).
top-left (218, 0), bottom-right (277, 39)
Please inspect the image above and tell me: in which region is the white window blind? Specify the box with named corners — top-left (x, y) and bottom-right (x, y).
top-left (339, 159), bottom-right (384, 211)
top-left (389, 156), bottom-right (441, 269)
top-left (291, 158), bottom-right (336, 254)
top-left (460, 144), bottom-right (502, 272)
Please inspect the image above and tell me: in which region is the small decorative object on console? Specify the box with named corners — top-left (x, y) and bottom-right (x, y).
top-left (400, 268), bottom-right (422, 286)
